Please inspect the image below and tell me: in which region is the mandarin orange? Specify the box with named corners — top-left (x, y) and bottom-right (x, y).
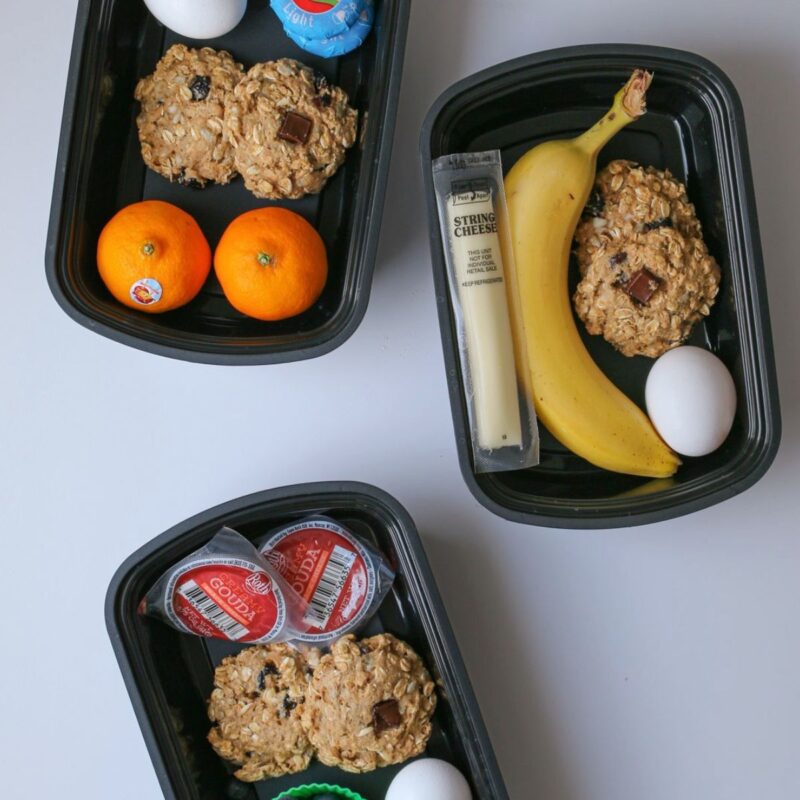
top-left (214, 207), bottom-right (328, 321)
top-left (97, 200), bottom-right (211, 313)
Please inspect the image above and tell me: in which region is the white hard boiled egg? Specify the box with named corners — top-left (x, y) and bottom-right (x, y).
top-left (143, 0), bottom-right (247, 40)
top-left (645, 346), bottom-right (737, 457)
top-left (386, 758), bottom-right (473, 800)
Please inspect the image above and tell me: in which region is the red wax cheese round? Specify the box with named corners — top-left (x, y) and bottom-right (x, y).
top-left (140, 526), bottom-right (312, 645)
top-left (165, 557), bottom-right (288, 643)
top-left (261, 519), bottom-right (377, 644)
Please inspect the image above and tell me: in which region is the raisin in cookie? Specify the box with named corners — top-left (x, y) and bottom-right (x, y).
top-left (207, 644), bottom-right (320, 782)
top-left (135, 44), bottom-right (244, 187)
top-left (573, 160), bottom-right (720, 358)
top-left (225, 59), bottom-right (358, 199)
top-left (301, 634), bottom-right (436, 773)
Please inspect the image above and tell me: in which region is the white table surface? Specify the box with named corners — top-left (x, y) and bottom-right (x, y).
top-left (2, 0), bottom-right (799, 798)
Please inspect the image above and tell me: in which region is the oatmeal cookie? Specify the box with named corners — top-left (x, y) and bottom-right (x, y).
top-left (225, 59), bottom-right (358, 199)
top-left (135, 44), bottom-right (244, 187)
top-left (301, 634), bottom-right (437, 773)
top-left (573, 160), bottom-right (720, 357)
top-left (207, 644), bottom-right (320, 782)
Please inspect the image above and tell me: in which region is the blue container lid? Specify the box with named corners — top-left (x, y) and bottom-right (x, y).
top-left (270, 0), bottom-right (365, 40)
top-left (284, 0), bottom-right (374, 58)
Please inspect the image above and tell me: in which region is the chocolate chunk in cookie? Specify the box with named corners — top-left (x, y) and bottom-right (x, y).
top-left (278, 111), bottom-right (314, 145)
top-left (372, 699), bottom-right (403, 734)
top-left (622, 268), bottom-right (662, 305)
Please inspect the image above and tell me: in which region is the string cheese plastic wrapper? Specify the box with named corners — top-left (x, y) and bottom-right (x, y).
top-left (432, 151), bottom-right (539, 473)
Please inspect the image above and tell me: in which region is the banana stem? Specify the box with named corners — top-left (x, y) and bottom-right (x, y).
top-left (575, 69), bottom-right (653, 156)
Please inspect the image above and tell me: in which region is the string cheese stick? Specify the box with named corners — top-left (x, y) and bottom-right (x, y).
top-left (444, 184), bottom-right (522, 450)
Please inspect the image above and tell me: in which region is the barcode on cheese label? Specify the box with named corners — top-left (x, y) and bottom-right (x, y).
top-left (303, 544), bottom-right (357, 629)
top-left (178, 579), bottom-right (249, 641)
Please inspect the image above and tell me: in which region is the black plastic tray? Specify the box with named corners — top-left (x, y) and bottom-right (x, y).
top-left (47, 0), bottom-right (409, 364)
top-left (106, 482), bottom-right (509, 800)
top-left (421, 45), bottom-right (781, 529)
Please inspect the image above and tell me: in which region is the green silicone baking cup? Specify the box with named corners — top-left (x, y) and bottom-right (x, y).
top-left (272, 784), bottom-right (368, 800)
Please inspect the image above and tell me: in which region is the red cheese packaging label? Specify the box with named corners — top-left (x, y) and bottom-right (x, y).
top-left (140, 527), bottom-right (309, 644)
top-left (259, 517), bottom-right (395, 644)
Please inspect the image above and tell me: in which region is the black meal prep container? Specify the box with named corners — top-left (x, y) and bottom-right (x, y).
top-left (421, 44), bottom-right (781, 529)
top-left (106, 482), bottom-right (510, 800)
top-left (46, 0), bottom-right (409, 364)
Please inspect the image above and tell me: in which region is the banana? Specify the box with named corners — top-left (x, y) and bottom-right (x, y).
top-left (505, 70), bottom-right (680, 478)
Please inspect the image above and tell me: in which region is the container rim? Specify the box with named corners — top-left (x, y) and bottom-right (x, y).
top-left (420, 43), bottom-right (782, 529)
top-left (421, 42), bottom-right (744, 144)
top-left (46, 0), bottom-right (411, 365)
